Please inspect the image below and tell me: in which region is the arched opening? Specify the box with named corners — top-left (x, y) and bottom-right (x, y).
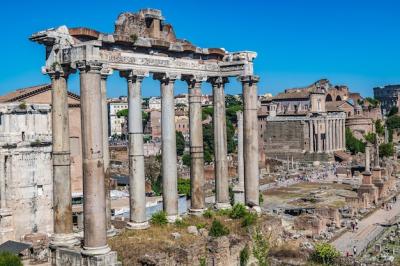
top-left (336, 95), bottom-right (342, 101)
top-left (326, 94), bottom-right (333, 102)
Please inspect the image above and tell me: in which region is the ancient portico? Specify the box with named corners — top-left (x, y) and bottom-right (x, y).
top-left (30, 8), bottom-right (260, 264)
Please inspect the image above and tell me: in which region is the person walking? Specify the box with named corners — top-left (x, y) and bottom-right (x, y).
top-left (353, 246), bottom-right (357, 257)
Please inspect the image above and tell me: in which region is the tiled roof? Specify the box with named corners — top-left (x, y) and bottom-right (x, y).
top-left (0, 84), bottom-right (80, 103)
top-left (273, 91), bottom-right (310, 100)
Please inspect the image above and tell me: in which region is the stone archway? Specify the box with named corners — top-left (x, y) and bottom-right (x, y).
top-left (326, 94), bottom-right (333, 102)
top-left (336, 95), bottom-right (342, 101)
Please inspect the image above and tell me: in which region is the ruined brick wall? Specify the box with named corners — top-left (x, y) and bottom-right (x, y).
top-left (264, 120), bottom-right (306, 159)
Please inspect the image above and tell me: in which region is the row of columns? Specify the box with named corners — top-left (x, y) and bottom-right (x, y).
top-left (308, 118), bottom-right (345, 153)
top-left (48, 61), bottom-right (260, 255)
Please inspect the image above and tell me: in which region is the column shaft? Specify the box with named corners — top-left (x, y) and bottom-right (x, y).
top-left (333, 120), bottom-right (337, 151)
top-left (309, 120), bottom-right (314, 152)
top-left (342, 118), bottom-right (346, 149)
top-left (237, 111), bottom-right (244, 188)
top-left (125, 71), bottom-right (148, 228)
top-left (100, 70), bottom-right (114, 236)
top-left (49, 71), bottom-right (73, 238)
top-left (79, 62), bottom-right (110, 255)
top-left (317, 120), bottom-right (322, 153)
top-left (211, 77), bottom-right (230, 208)
top-left (157, 74), bottom-right (179, 221)
top-left (242, 76), bottom-right (260, 208)
top-left (188, 77), bottom-right (205, 212)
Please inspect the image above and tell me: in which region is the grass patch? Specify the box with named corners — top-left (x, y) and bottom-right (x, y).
top-left (151, 211), bottom-right (168, 226)
top-left (209, 219), bottom-right (230, 237)
top-left (203, 209), bottom-right (214, 219)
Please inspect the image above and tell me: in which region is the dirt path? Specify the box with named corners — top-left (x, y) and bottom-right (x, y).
top-left (332, 197), bottom-right (400, 256)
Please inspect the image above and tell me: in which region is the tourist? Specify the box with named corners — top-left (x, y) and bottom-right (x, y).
top-left (353, 246), bottom-right (357, 257)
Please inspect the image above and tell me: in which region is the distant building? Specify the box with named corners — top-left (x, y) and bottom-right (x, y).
top-left (0, 103), bottom-right (52, 243)
top-left (108, 97), bottom-right (128, 137)
top-left (259, 80), bottom-right (347, 161)
top-left (0, 84), bottom-right (83, 192)
top-left (373, 85), bottom-right (400, 114)
top-left (148, 97), bottom-right (161, 110)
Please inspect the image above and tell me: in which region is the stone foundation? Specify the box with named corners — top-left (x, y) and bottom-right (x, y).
top-left (54, 248), bottom-right (121, 266)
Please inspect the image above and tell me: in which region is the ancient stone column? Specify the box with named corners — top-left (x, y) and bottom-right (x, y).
top-left (121, 70), bottom-right (149, 229)
top-left (309, 120), bottom-right (314, 152)
top-left (365, 143), bottom-right (371, 172)
top-left (48, 67), bottom-right (78, 248)
top-left (329, 119), bottom-right (333, 152)
top-left (241, 75), bottom-right (260, 211)
top-left (209, 77), bottom-right (231, 209)
top-left (374, 140), bottom-right (380, 168)
top-left (339, 119), bottom-right (344, 150)
top-left (78, 61), bottom-right (110, 255)
top-left (100, 67), bottom-right (116, 237)
top-left (342, 118), bottom-right (346, 149)
top-left (233, 111), bottom-right (245, 204)
top-left (332, 119), bottom-right (337, 151)
top-left (155, 73), bottom-right (180, 222)
top-left (186, 75), bottom-right (206, 214)
top-left (325, 118), bottom-right (329, 153)
top-left (317, 120), bottom-right (322, 153)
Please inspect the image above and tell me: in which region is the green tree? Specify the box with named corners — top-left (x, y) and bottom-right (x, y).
top-left (182, 153), bottom-right (191, 167)
top-left (364, 97), bottom-right (379, 108)
top-left (225, 94), bottom-right (242, 107)
top-left (364, 132), bottom-right (377, 144)
top-left (177, 178), bottom-right (191, 196)
top-left (203, 123), bottom-right (214, 163)
top-left (375, 119), bottom-right (385, 136)
top-left (388, 107), bottom-right (399, 117)
top-left (310, 242), bottom-right (340, 265)
top-left (379, 143), bottom-right (394, 157)
top-left (0, 252), bottom-right (22, 266)
top-left (176, 131), bottom-right (185, 156)
top-left (387, 115), bottom-right (400, 130)
top-left (346, 128), bottom-right (365, 154)
top-left (202, 106), bottom-right (213, 120)
top-left (116, 109), bottom-right (150, 129)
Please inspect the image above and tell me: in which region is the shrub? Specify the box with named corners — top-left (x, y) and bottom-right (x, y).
top-left (240, 245), bottom-right (250, 266)
top-left (216, 208), bottom-right (231, 216)
top-left (196, 223), bottom-right (207, 230)
top-left (175, 218), bottom-right (189, 228)
top-left (230, 203), bottom-right (248, 219)
top-left (209, 219), bottom-right (230, 237)
top-left (199, 257), bottom-right (206, 266)
top-left (252, 228), bottom-right (269, 266)
top-left (310, 242), bottom-right (340, 265)
top-left (177, 178), bottom-right (190, 197)
top-left (182, 153), bottom-right (191, 167)
top-left (380, 143), bottom-right (394, 158)
top-left (203, 209), bottom-right (214, 219)
top-left (151, 211), bottom-right (168, 226)
top-left (242, 212), bottom-right (257, 227)
top-left (18, 102), bottom-right (27, 110)
top-left (0, 252), bottom-right (22, 266)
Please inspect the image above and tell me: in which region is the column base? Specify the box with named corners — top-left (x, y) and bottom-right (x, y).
top-left (81, 245), bottom-right (111, 256)
top-left (50, 233), bottom-right (80, 249)
top-left (250, 206), bottom-right (262, 216)
top-left (232, 186), bottom-right (245, 204)
top-left (167, 215), bottom-right (181, 223)
top-left (214, 202), bottom-right (232, 210)
top-left (126, 221), bottom-right (150, 230)
top-left (107, 225), bottom-right (117, 237)
top-left (189, 208), bottom-right (206, 216)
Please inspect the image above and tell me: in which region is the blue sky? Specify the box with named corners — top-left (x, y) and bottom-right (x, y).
top-left (1, 0), bottom-right (399, 98)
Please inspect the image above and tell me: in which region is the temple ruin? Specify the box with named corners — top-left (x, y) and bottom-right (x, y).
top-left (30, 8), bottom-right (260, 264)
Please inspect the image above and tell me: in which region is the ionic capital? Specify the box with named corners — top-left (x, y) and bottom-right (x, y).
top-left (120, 69), bottom-right (149, 82)
top-left (153, 72), bottom-right (181, 85)
top-left (239, 75), bottom-right (260, 85)
top-left (100, 66), bottom-right (114, 80)
top-left (183, 75), bottom-right (207, 88)
top-left (207, 76), bottom-right (229, 88)
top-left (45, 64), bottom-right (74, 80)
top-left (76, 61), bottom-right (103, 73)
